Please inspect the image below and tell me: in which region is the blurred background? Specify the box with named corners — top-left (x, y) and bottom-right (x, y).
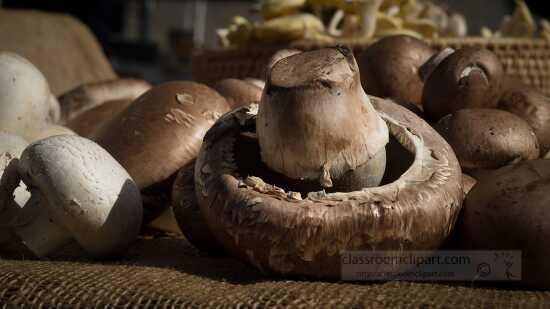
top-left (1, 0), bottom-right (548, 83)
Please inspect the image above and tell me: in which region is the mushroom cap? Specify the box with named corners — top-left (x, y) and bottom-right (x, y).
top-left (0, 52), bottom-right (52, 140)
top-left (94, 81), bottom-right (230, 190)
top-left (422, 47), bottom-right (504, 122)
top-left (171, 161), bottom-right (226, 255)
top-left (194, 99), bottom-right (463, 278)
top-left (66, 99), bottom-right (134, 138)
top-left (357, 35), bottom-right (435, 107)
top-left (460, 159), bottom-right (550, 288)
top-left (212, 78), bottom-right (263, 109)
top-left (16, 135), bottom-right (142, 257)
top-left (498, 87), bottom-right (550, 154)
top-left (434, 108), bottom-right (539, 172)
top-left (259, 47), bottom-right (389, 188)
top-left (418, 48), bottom-right (455, 82)
top-left (58, 79), bottom-right (151, 123)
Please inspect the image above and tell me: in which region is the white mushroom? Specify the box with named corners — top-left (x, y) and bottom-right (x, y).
top-left (0, 52), bottom-right (74, 142)
top-left (0, 135), bottom-right (142, 257)
top-left (0, 52), bottom-right (51, 139)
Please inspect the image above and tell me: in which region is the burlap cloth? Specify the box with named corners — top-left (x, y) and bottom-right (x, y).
top-left (0, 235), bottom-right (547, 308)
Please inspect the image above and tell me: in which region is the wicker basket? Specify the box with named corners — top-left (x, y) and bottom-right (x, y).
top-left (192, 37), bottom-right (550, 96)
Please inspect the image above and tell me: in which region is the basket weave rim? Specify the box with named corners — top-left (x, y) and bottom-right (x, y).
top-left (194, 37), bottom-right (550, 56)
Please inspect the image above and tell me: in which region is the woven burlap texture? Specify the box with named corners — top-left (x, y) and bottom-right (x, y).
top-left (0, 237), bottom-right (549, 308)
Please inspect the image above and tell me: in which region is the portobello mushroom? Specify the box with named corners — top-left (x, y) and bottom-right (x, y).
top-left (191, 47), bottom-right (463, 278)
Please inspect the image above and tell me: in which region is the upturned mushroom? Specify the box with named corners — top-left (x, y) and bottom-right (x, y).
top-left (498, 85), bottom-right (550, 154)
top-left (0, 135), bottom-right (142, 258)
top-left (357, 35), bottom-right (435, 108)
top-left (93, 81), bottom-right (230, 222)
top-left (460, 159), bottom-right (550, 288)
top-left (0, 52), bottom-right (75, 142)
top-left (192, 47), bottom-right (463, 278)
top-left (434, 108), bottom-right (539, 172)
top-left (212, 78), bottom-right (263, 109)
top-left (422, 47), bottom-right (504, 122)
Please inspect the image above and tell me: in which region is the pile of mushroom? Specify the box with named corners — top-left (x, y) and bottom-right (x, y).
top-left (355, 33), bottom-right (550, 288)
top-left (0, 51), bottom-right (159, 257)
top-left (217, 0), bottom-right (468, 47)
top-left (176, 46), bottom-right (463, 277)
top-left (5, 26), bottom-right (550, 288)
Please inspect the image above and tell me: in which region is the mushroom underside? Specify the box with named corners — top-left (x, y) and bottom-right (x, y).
top-left (195, 99), bottom-right (463, 278)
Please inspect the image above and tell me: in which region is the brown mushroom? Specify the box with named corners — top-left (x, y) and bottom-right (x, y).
top-left (93, 81), bottom-right (230, 222)
top-left (195, 49), bottom-right (463, 278)
top-left (357, 35), bottom-right (435, 108)
top-left (172, 160), bottom-right (227, 255)
top-left (434, 109), bottom-right (539, 172)
top-left (460, 159), bottom-right (550, 289)
top-left (212, 78), bottom-right (263, 109)
top-left (58, 79), bottom-right (151, 124)
top-left (498, 86), bottom-right (550, 154)
top-left (258, 47), bottom-right (389, 190)
top-left (65, 99), bottom-right (133, 138)
top-left (422, 47), bottom-right (504, 122)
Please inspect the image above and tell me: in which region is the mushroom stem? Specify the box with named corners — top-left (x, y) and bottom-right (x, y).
top-left (359, 0), bottom-right (384, 39)
top-left (0, 159), bottom-right (71, 256)
top-left (258, 47), bottom-right (389, 190)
